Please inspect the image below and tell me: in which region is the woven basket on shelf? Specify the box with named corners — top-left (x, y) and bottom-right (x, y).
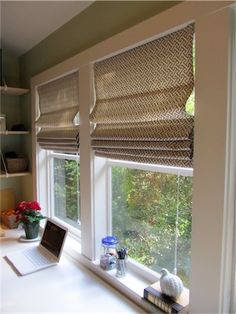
top-left (6, 157), bottom-right (28, 173)
top-left (0, 210), bottom-right (18, 229)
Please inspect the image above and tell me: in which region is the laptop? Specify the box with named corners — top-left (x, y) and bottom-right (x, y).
top-left (5, 218), bottom-right (68, 276)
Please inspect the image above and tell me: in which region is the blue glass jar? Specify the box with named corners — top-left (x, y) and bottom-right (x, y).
top-left (100, 236), bottom-right (118, 270)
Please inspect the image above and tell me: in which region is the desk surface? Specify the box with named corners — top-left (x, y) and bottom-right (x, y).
top-left (0, 228), bottom-right (144, 313)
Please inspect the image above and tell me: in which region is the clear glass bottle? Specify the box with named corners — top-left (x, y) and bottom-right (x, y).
top-left (100, 236), bottom-right (118, 270)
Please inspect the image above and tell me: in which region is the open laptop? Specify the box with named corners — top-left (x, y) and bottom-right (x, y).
top-left (5, 218), bottom-right (68, 276)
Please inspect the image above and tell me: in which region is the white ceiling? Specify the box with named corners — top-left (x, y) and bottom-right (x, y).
top-left (0, 1), bottom-right (95, 57)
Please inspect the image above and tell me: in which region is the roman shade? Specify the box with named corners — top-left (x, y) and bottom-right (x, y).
top-left (90, 24), bottom-right (194, 168)
top-left (36, 72), bottom-right (79, 153)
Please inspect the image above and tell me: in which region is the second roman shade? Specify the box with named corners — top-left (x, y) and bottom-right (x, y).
top-left (90, 24), bottom-right (194, 168)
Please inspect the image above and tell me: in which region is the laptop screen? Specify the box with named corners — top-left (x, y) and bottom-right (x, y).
top-left (40, 220), bottom-right (67, 258)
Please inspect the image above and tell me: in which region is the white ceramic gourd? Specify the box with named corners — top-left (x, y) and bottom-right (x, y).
top-left (160, 268), bottom-right (183, 300)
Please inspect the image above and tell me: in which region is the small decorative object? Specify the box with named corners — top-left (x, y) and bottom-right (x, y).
top-left (15, 201), bottom-right (45, 240)
top-left (0, 113), bottom-right (6, 131)
top-left (11, 124), bottom-right (27, 131)
top-left (160, 268), bottom-right (184, 300)
top-left (116, 247), bottom-right (128, 278)
top-left (100, 236), bottom-right (118, 270)
top-left (144, 280), bottom-right (189, 313)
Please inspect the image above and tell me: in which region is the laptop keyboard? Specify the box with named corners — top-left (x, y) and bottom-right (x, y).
top-left (23, 248), bottom-right (53, 267)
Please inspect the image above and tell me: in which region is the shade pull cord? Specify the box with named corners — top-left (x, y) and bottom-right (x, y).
top-left (173, 173), bottom-right (180, 275)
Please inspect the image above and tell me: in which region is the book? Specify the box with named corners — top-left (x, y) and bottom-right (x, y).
top-left (143, 281), bottom-right (189, 314)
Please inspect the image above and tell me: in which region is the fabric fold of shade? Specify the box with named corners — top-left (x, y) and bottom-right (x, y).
top-left (90, 24), bottom-right (194, 167)
top-left (37, 127), bottom-right (79, 153)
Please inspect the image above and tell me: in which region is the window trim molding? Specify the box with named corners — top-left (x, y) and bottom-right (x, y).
top-left (190, 6), bottom-right (233, 312)
top-left (219, 6), bottom-right (236, 313)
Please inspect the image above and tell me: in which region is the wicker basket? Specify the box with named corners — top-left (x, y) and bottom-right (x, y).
top-left (6, 157), bottom-right (28, 173)
top-left (0, 210), bottom-right (18, 229)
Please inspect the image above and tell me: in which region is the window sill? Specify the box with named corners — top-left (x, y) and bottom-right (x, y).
top-left (64, 235), bottom-right (164, 313)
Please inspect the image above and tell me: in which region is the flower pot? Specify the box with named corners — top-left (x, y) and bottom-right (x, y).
top-left (23, 222), bottom-right (40, 239)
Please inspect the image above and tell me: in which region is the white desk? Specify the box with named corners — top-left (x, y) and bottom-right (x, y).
top-left (0, 228), bottom-right (144, 313)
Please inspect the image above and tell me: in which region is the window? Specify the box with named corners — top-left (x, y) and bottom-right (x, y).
top-left (90, 24), bottom-right (195, 286)
top-left (36, 72), bottom-right (80, 234)
top-left (49, 152), bottom-right (81, 234)
top-left (109, 161), bottom-right (193, 287)
top-left (32, 2), bottom-right (234, 311)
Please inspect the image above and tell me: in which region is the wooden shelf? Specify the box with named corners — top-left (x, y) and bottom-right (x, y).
top-left (0, 171), bottom-right (30, 178)
top-left (0, 130), bottom-right (30, 135)
top-left (0, 86), bottom-right (29, 96)
top-left (0, 84), bottom-right (30, 181)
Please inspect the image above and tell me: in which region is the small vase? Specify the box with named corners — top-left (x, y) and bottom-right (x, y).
top-left (23, 222), bottom-right (40, 239)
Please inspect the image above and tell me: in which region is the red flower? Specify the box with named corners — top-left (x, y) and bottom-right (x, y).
top-left (15, 201), bottom-right (41, 213)
top-left (15, 201), bottom-right (27, 213)
top-left (27, 201), bottom-right (41, 211)
top-left (14, 200), bottom-right (45, 225)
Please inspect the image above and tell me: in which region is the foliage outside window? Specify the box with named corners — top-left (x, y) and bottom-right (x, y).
top-left (185, 40), bottom-right (195, 115)
top-left (111, 166), bottom-right (192, 287)
top-left (53, 155), bottom-right (81, 230)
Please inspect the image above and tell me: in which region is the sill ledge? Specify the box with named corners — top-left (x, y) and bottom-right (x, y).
top-left (64, 235), bottom-right (163, 313)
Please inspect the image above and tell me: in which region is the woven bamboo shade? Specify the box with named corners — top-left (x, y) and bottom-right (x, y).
top-left (36, 72), bottom-right (80, 153)
top-left (90, 24), bottom-right (194, 167)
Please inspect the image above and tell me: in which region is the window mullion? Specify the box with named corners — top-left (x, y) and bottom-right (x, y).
top-left (79, 64), bottom-right (94, 260)
top-left (48, 151), bottom-right (54, 219)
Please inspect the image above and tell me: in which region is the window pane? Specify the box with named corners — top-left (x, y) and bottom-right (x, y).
top-left (112, 166), bottom-right (192, 287)
top-left (53, 157), bottom-right (80, 229)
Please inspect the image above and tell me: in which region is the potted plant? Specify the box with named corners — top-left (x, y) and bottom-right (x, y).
top-left (15, 201), bottom-right (45, 239)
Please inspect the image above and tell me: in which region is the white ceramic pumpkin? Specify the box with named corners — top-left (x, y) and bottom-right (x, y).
top-left (160, 268), bottom-right (183, 300)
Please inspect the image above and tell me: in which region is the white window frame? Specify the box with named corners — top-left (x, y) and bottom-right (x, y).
top-left (48, 151), bottom-right (81, 239)
top-left (219, 5), bottom-right (236, 313)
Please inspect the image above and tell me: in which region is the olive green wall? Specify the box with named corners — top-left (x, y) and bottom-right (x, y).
top-left (19, 1), bottom-right (180, 86)
top-left (1, 50), bottom-right (20, 87)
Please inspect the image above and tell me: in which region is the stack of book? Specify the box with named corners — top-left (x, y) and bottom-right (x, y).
top-left (143, 280), bottom-right (189, 313)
